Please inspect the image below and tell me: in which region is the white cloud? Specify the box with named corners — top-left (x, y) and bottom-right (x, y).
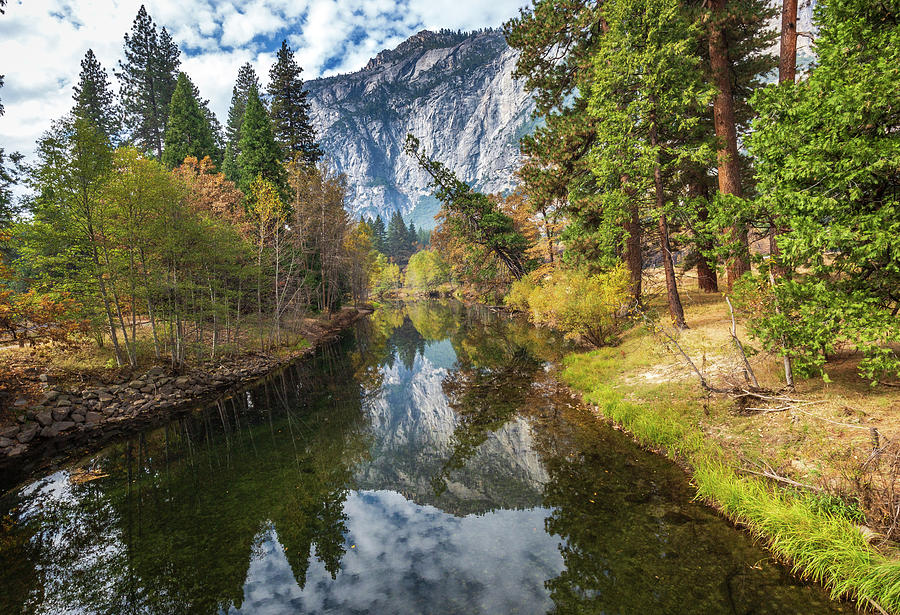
top-left (0, 0), bottom-right (530, 174)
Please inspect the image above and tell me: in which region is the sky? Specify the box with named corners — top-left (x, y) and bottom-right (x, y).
top-left (0, 0), bottom-right (530, 162)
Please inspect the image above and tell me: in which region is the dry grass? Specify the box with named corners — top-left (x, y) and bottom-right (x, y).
top-left (562, 276), bottom-right (900, 610)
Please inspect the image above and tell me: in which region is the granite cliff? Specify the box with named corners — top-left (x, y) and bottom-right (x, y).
top-left (305, 29), bottom-right (535, 228)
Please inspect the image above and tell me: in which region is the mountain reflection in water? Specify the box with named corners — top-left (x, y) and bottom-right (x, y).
top-left (0, 301), bottom-right (855, 614)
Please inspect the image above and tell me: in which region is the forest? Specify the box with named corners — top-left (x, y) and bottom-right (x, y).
top-left (401, 0), bottom-right (899, 389)
top-left (0, 6), bottom-right (394, 369)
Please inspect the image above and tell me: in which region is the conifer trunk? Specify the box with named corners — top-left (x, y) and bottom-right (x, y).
top-left (649, 107), bottom-right (686, 329)
top-left (770, 0), bottom-right (799, 268)
top-left (688, 173), bottom-right (719, 293)
top-left (707, 0), bottom-right (750, 288)
top-left (623, 200), bottom-right (643, 304)
top-left (779, 0), bottom-right (799, 84)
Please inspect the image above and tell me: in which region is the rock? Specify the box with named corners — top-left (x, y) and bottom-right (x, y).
top-left (98, 392), bottom-right (114, 402)
top-left (128, 380), bottom-right (145, 389)
top-left (51, 407), bottom-right (70, 422)
top-left (54, 421), bottom-right (75, 433)
top-left (17, 423), bottom-right (39, 443)
top-left (39, 373), bottom-right (49, 382)
top-left (43, 390), bottom-right (60, 402)
top-left (13, 397), bottom-right (29, 408)
top-left (56, 398), bottom-right (72, 407)
top-left (140, 385), bottom-right (154, 393)
top-left (82, 391), bottom-right (97, 400)
top-left (7, 444), bottom-right (26, 457)
top-left (0, 437), bottom-right (13, 448)
top-left (0, 425), bottom-right (19, 438)
top-left (71, 413), bottom-right (85, 423)
top-left (85, 411), bottom-right (103, 424)
top-left (16, 414), bottom-right (26, 424)
top-left (35, 411), bottom-right (53, 427)
top-left (175, 376), bottom-right (191, 386)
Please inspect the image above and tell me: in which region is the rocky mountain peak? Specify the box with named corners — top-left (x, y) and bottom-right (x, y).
top-left (305, 28), bottom-right (534, 228)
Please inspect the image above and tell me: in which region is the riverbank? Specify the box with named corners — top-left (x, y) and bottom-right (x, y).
top-left (561, 291), bottom-right (900, 613)
top-left (0, 307), bottom-right (371, 477)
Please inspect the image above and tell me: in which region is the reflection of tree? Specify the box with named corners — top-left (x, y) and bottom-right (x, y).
top-left (0, 338), bottom-right (370, 615)
top-left (431, 308), bottom-right (570, 497)
top-left (405, 301), bottom-right (460, 341)
top-left (529, 404), bottom-right (852, 615)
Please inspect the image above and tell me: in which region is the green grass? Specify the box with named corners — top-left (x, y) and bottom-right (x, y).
top-left (563, 348), bottom-right (900, 613)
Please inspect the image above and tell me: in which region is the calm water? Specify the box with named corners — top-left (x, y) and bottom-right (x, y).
top-left (0, 302), bottom-right (854, 615)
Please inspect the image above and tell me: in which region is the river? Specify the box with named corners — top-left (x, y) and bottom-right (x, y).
top-left (0, 301), bottom-right (855, 614)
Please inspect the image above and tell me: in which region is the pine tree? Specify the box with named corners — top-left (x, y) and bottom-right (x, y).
top-left (222, 63), bottom-right (260, 182)
top-left (371, 214), bottom-right (386, 253)
top-left (407, 221), bottom-right (418, 251)
top-left (72, 49), bottom-right (119, 140)
top-left (162, 73), bottom-right (218, 168)
top-left (157, 27), bottom-right (181, 109)
top-left (236, 84), bottom-right (285, 194)
top-left (746, 0), bottom-right (900, 380)
top-left (386, 211), bottom-right (411, 264)
top-left (267, 40), bottom-right (322, 165)
top-left (587, 0), bottom-right (716, 328)
top-left (0, 75), bottom-right (24, 226)
top-left (116, 5), bottom-right (180, 159)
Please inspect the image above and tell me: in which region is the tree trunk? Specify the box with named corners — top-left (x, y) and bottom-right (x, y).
top-left (687, 172), bottom-right (719, 292)
top-left (649, 108), bottom-right (687, 330)
top-left (623, 199), bottom-right (643, 304)
top-left (770, 0), bottom-right (799, 269)
top-left (779, 0), bottom-right (798, 84)
top-left (707, 0), bottom-right (750, 288)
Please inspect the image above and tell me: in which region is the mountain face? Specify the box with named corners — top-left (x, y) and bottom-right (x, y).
top-left (305, 9), bottom-right (816, 229)
top-left (305, 29), bottom-right (535, 228)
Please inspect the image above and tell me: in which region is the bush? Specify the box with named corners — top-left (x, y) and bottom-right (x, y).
top-left (404, 249), bottom-right (450, 292)
top-left (506, 265), bottom-right (631, 347)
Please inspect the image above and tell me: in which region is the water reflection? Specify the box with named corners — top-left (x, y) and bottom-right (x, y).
top-left (0, 301), bottom-right (854, 614)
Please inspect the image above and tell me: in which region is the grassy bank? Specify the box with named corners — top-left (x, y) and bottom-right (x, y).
top-left (562, 291), bottom-right (900, 613)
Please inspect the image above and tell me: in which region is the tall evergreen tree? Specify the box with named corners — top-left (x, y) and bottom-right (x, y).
top-left (116, 5), bottom-right (180, 159)
top-left (386, 211), bottom-right (413, 265)
top-left (587, 0), bottom-right (716, 328)
top-left (157, 27), bottom-right (181, 108)
top-left (407, 221), bottom-right (418, 250)
top-left (267, 40), bottom-right (322, 164)
top-left (0, 75), bottom-right (23, 226)
top-left (72, 49), bottom-right (119, 140)
top-left (162, 73), bottom-right (218, 168)
top-left (371, 214), bottom-right (387, 253)
top-left (222, 63), bottom-right (260, 182)
top-left (236, 84), bottom-right (285, 193)
top-left (746, 0), bottom-right (900, 380)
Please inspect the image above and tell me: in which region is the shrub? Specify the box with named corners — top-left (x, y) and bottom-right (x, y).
top-left (507, 265), bottom-right (631, 347)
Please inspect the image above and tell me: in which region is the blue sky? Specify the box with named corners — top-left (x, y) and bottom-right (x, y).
top-left (0, 0), bottom-right (530, 160)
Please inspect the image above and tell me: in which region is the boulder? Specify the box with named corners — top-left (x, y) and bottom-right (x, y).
top-left (43, 390), bottom-right (60, 402)
top-left (0, 425), bottom-right (20, 438)
top-left (17, 423), bottom-right (39, 443)
top-left (97, 392), bottom-right (114, 402)
top-left (128, 380), bottom-right (145, 389)
top-left (85, 411), bottom-right (103, 424)
top-left (51, 407), bottom-right (70, 422)
top-left (13, 398), bottom-right (29, 408)
top-left (140, 385), bottom-right (154, 394)
top-left (71, 413), bottom-right (85, 423)
top-left (35, 411), bottom-right (53, 427)
top-left (0, 437), bottom-right (13, 448)
top-left (56, 398), bottom-right (72, 408)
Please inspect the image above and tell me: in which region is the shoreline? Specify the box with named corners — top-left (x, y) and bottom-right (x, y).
top-left (0, 307), bottom-right (371, 485)
top-left (561, 343), bottom-right (899, 614)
